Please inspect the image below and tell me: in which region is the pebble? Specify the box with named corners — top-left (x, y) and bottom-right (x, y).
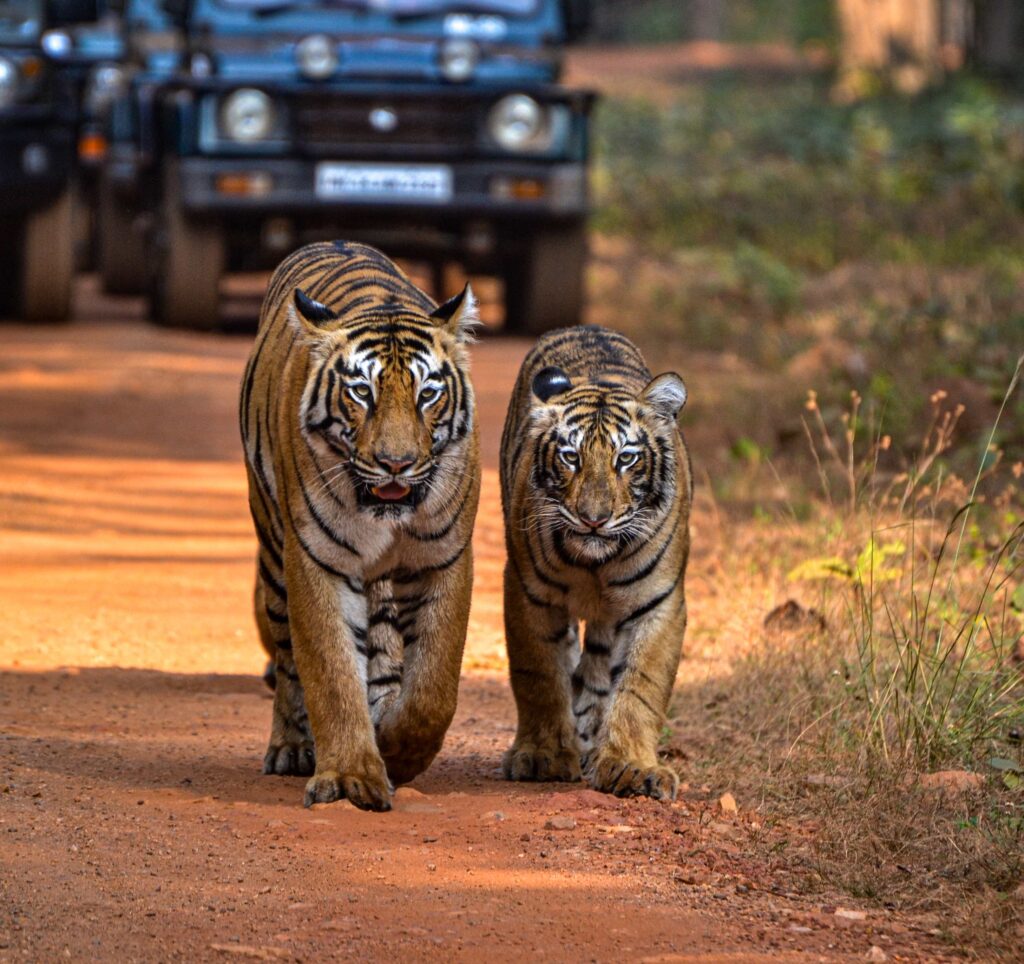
top-left (865, 946), bottom-right (887, 962)
top-left (718, 792), bottom-right (738, 814)
top-left (544, 816), bottom-right (576, 831)
top-left (208, 943), bottom-right (292, 959)
top-left (835, 909), bottom-right (867, 922)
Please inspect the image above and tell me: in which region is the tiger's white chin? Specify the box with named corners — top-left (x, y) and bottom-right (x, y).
top-left (566, 531), bottom-right (621, 563)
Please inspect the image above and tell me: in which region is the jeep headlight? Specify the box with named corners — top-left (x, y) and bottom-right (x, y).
top-left (438, 38), bottom-right (478, 83)
top-left (86, 63), bottom-right (126, 114)
top-left (296, 34), bottom-right (337, 80)
top-left (221, 88), bottom-right (274, 143)
top-left (0, 57), bottom-right (18, 109)
top-left (487, 94), bottom-right (553, 153)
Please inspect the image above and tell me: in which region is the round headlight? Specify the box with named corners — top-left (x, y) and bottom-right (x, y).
top-left (221, 88), bottom-right (274, 143)
top-left (439, 38), bottom-right (478, 83)
top-left (0, 58), bottom-right (17, 109)
top-left (41, 30), bottom-right (72, 58)
top-left (296, 34), bottom-right (337, 80)
top-left (86, 63), bottom-right (126, 113)
top-left (488, 94), bottom-right (550, 152)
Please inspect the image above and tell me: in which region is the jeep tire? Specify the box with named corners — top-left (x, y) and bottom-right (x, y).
top-left (98, 173), bottom-right (147, 295)
top-left (150, 190), bottom-right (224, 331)
top-left (21, 190), bottom-right (75, 322)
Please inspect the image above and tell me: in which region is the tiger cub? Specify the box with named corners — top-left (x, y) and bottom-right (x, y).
top-left (500, 325), bottom-right (691, 800)
top-left (240, 241), bottom-right (480, 811)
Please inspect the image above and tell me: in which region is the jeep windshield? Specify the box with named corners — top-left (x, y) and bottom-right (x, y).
top-left (0, 0), bottom-right (42, 43)
top-left (216, 0), bottom-right (538, 17)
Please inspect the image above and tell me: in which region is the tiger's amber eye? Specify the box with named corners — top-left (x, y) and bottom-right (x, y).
top-left (351, 384), bottom-right (371, 400)
top-left (616, 451), bottom-right (639, 470)
top-left (560, 450), bottom-right (579, 468)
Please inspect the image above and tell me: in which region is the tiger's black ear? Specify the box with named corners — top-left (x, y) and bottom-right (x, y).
top-left (532, 366), bottom-right (572, 403)
top-left (293, 289), bottom-right (337, 326)
top-left (640, 372), bottom-right (687, 420)
top-left (430, 283), bottom-right (479, 343)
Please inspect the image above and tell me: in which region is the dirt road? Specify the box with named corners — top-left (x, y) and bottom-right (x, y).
top-left (0, 281), bottom-right (936, 962)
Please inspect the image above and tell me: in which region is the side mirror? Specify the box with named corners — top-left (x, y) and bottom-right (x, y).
top-left (561, 0), bottom-right (590, 42)
top-left (47, 0), bottom-right (99, 25)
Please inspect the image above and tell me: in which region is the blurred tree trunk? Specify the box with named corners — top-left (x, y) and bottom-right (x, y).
top-left (973, 0), bottom-right (1023, 72)
top-left (690, 0), bottom-right (725, 41)
top-left (836, 0), bottom-right (942, 96)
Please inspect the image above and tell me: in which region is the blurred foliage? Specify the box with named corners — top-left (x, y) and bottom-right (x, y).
top-left (591, 76), bottom-right (1024, 449)
top-left (589, 0), bottom-right (837, 46)
top-left (594, 76), bottom-right (1024, 270)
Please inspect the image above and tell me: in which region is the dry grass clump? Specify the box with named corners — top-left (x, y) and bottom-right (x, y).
top-left (670, 359), bottom-right (1024, 957)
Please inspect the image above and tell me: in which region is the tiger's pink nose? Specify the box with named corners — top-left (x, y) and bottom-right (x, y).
top-left (579, 513), bottom-right (610, 530)
top-left (377, 454), bottom-right (415, 474)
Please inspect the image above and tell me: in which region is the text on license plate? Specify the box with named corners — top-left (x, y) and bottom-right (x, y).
top-left (315, 163), bottom-right (453, 202)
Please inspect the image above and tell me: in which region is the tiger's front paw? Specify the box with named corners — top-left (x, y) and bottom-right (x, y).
top-left (303, 756), bottom-right (393, 812)
top-left (583, 748), bottom-right (678, 801)
top-left (503, 739), bottom-right (581, 783)
top-left (263, 739), bottom-right (315, 777)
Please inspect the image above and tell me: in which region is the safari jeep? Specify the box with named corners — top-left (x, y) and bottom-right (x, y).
top-left (0, 0), bottom-right (102, 320)
top-left (145, 0), bottom-right (593, 331)
top-left (94, 0), bottom-right (180, 293)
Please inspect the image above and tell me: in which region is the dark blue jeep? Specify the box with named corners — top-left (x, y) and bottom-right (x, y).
top-left (94, 0), bottom-right (179, 292)
top-left (132, 0), bottom-right (594, 330)
top-left (0, 0), bottom-right (102, 319)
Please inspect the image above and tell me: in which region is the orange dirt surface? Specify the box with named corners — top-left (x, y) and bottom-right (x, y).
top-left (1, 281), bottom-right (943, 962)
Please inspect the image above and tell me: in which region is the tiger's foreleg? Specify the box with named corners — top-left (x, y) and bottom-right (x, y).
top-left (582, 590), bottom-right (687, 801)
top-left (572, 624), bottom-right (613, 764)
top-left (255, 557), bottom-right (315, 776)
top-left (501, 564), bottom-right (581, 783)
top-left (375, 547), bottom-right (473, 785)
top-left (254, 577), bottom-right (280, 690)
top-left (286, 545), bottom-right (392, 811)
top-left (363, 577), bottom-right (403, 726)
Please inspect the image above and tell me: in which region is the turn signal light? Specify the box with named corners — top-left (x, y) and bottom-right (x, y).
top-left (491, 176), bottom-right (547, 201)
top-left (78, 132), bottom-right (107, 161)
top-left (215, 172), bottom-right (273, 197)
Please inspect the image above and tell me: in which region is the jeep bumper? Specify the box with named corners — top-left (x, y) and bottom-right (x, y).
top-left (174, 156), bottom-right (588, 221)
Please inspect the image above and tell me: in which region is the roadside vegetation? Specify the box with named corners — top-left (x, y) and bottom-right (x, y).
top-left (589, 76), bottom-right (1024, 957)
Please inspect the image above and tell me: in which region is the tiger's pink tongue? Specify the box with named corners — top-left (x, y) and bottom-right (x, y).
top-left (372, 481), bottom-right (411, 501)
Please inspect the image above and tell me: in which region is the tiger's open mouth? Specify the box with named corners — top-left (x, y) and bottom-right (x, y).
top-left (371, 481), bottom-right (412, 502)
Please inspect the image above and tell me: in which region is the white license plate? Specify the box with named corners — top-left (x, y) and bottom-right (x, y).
top-left (315, 163), bottom-right (453, 202)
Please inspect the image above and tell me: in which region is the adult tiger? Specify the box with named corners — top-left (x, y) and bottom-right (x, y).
top-left (500, 325), bottom-right (691, 800)
top-left (240, 241), bottom-right (480, 811)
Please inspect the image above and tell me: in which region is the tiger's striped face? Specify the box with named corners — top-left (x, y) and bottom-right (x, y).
top-left (294, 287), bottom-right (476, 517)
top-left (529, 367), bottom-right (686, 562)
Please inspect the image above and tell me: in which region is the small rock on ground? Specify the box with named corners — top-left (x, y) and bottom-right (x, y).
top-left (544, 816), bottom-right (577, 831)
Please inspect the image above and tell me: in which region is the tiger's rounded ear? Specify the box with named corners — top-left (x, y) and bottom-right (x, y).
top-left (430, 283), bottom-right (479, 343)
top-left (532, 366), bottom-right (572, 403)
top-left (641, 372), bottom-right (687, 420)
top-left (288, 288), bottom-right (337, 343)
